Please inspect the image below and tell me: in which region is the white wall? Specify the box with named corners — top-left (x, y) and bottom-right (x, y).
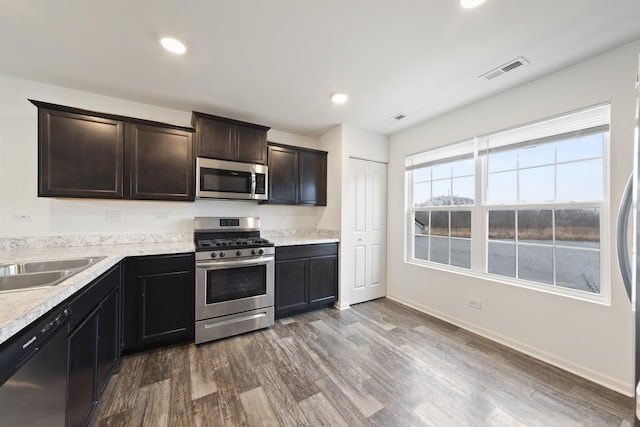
top-left (317, 124), bottom-right (389, 308)
top-left (317, 125), bottom-right (343, 231)
top-left (317, 123), bottom-right (390, 234)
top-left (387, 39), bottom-right (640, 395)
top-left (0, 74), bottom-right (326, 238)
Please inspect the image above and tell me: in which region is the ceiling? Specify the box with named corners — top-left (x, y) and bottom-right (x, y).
top-left (1, 0), bottom-right (640, 137)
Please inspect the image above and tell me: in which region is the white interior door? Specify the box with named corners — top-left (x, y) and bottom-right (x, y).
top-left (347, 157), bottom-right (387, 305)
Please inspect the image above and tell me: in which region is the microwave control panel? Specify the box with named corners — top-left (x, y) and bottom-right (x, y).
top-left (256, 174), bottom-right (266, 195)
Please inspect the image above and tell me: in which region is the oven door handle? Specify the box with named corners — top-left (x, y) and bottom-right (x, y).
top-left (196, 256), bottom-right (274, 270)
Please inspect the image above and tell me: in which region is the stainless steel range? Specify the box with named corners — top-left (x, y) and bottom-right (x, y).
top-left (194, 217), bottom-right (275, 344)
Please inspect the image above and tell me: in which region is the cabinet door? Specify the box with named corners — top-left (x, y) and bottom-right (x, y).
top-left (39, 108), bottom-right (124, 198)
top-left (308, 256), bottom-right (338, 305)
top-left (196, 119), bottom-right (235, 160)
top-left (122, 258), bottom-right (140, 351)
top-left (128, 124), bottom-right (194, 201)
top-left (299, 150), bottom-right (327, 206)
top-left (96, 288), bottom-right (119, 397)
top-left (68, 314), bottom-right (97, 427)
top-left (236, 125), bottom-right (267, 164)
top-left (122, 254), bottom-right (194, 353)
top-left (275, 259), bottom-right (308, 318)
top-left (268, 145), bottom-right (299, 204)
top-left (138, 270), bottom-right (194, 346)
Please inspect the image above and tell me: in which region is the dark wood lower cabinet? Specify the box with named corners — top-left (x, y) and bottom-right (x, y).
top-left (9, 253), bottom-right (196, 427)
top-left (308, 255), bottom-right (338, 305)
top-left (275, 243), bottom-right (338, 319)
top-left (67, 314), bottom-right (97, 427)
top-left (67, 265), bottom-right (120, 427)
top-left (97, 289), bottom-right (119, 396)
top-left (123, 253), bottom-right (194, 353)
top-left (276, 259), bottom-right (308, 314)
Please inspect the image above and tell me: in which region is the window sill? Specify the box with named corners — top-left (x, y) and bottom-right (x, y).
top-left (405, 258), bottom-right (611, 306)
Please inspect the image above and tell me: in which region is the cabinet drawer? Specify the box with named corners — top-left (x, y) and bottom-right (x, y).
top-left (276, 243), bottom-right (338, 261)
top-left (136, 253), bottom-right (194, 275)
top-left (69, 265), bottom-right (120, 331)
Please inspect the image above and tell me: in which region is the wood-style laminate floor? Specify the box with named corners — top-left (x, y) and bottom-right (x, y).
top-left (92, 298), bottom-right (633, 426)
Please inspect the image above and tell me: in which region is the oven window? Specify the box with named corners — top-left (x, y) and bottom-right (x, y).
top-left (201, 167), bottom-right (251, 193)
top-left (205, 265), bottom-right (266, 304)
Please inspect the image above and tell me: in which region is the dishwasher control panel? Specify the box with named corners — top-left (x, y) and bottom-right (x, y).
top-left (0, 304), bottom-right (70, 384)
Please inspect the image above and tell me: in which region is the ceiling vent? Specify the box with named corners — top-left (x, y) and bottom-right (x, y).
top-left (384, 113), bottom-right (408, 124)
top-left (480, 56), bottom-right (529, 80)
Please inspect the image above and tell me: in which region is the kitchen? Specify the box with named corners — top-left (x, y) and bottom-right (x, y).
top-left (2, 0), bottom-right (640, 425)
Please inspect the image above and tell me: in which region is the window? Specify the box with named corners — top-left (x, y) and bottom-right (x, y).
top-left (408, 145), bottom-right (475, 269)
top-left (406, 104), bottom-right (609, 301)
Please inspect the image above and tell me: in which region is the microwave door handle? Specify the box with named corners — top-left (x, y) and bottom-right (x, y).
top-left (196, 256), bottom-right (274, 270)
top-left (250, 171), bottom-right (257, 198)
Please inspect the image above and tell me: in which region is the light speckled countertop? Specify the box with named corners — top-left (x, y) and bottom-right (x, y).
top-left (270, 236), bottom-right (340, 246)
top-left (263, 229), bottom-right (340, 247)
top-left (0, 229), bottom-right (339, 346)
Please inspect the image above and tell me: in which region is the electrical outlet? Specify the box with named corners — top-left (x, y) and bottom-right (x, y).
top-left (106, 210), bottom-right (122, 223)
top-left (469, 299), bottom-right (483, 310)
top-left (155, 213), bottom-right (169, 221)
top-left (13, 213), bottom-right (34, 221)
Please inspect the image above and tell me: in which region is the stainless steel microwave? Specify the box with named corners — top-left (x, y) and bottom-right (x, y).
top-left (196, 157), bottom-right (268, 200)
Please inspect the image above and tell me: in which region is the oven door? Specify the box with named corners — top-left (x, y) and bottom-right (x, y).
top-left (195, 256), bottom-right (274, 320)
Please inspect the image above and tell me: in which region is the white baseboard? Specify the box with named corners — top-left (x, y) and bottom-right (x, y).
top-left (386, 293), bottom-right (633, 397)
top-left (335, 301), bottom-right (351, 311)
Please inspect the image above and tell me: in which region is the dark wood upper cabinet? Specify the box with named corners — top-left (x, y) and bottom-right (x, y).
top-left (127, 124), bottom-right (194, 201)
top-left (194, 117), bottom-right (235, 160)
top-left (235, 125), bottom-right (268, 164)
top-left (191, 111), bottom-right (269, 164)
top-left (38, 107), bottom-right (125, 199)
top-left (267, 144), bottom-right (299, 204)
top-left (299, 150), bottom-right (327, 206)
top-left (266, 142), bottom-right (327, 206)
top-left (31, 100), bottom-right (195, 202)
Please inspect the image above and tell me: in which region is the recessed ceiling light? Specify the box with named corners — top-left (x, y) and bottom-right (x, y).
top-left (160, 36), bottom-right (186, 54)
top-left (460, 0), bottom-right (485, 8)
top-left (331, 93), bottom-right (348, 104)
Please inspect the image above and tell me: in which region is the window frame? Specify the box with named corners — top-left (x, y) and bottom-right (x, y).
top-left (408, 148), bottom-right (476, 271)
top-left (405, 105), bottom-right (610, 304)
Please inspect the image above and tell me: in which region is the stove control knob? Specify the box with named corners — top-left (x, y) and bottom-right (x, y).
top-left (258, 249), bottom-right (264, 255)
top-left (219, 252), bottom-right (225, 258)
top-left (251, 249), bottom-right (256, 255)
top-left (236, 250), bottom-right (242, 256)
top-left (210, 252), bottom-right (217, 258)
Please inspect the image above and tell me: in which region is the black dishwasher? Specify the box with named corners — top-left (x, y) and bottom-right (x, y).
top-left (0, 304), bottom-right (70, 426)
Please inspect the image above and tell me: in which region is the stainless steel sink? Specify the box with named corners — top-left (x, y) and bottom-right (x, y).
top-left (0, 257), bottom-right (105, 276)
top-left (0, 270), bottom-right (76, 292)
top-left (0, 256), bottom-right (106, 293)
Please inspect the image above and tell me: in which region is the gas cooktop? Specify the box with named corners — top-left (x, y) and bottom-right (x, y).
top-left (194, 217), bottom-right (273, 252)
top-left (196, 237), bottom-right (273, 251)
